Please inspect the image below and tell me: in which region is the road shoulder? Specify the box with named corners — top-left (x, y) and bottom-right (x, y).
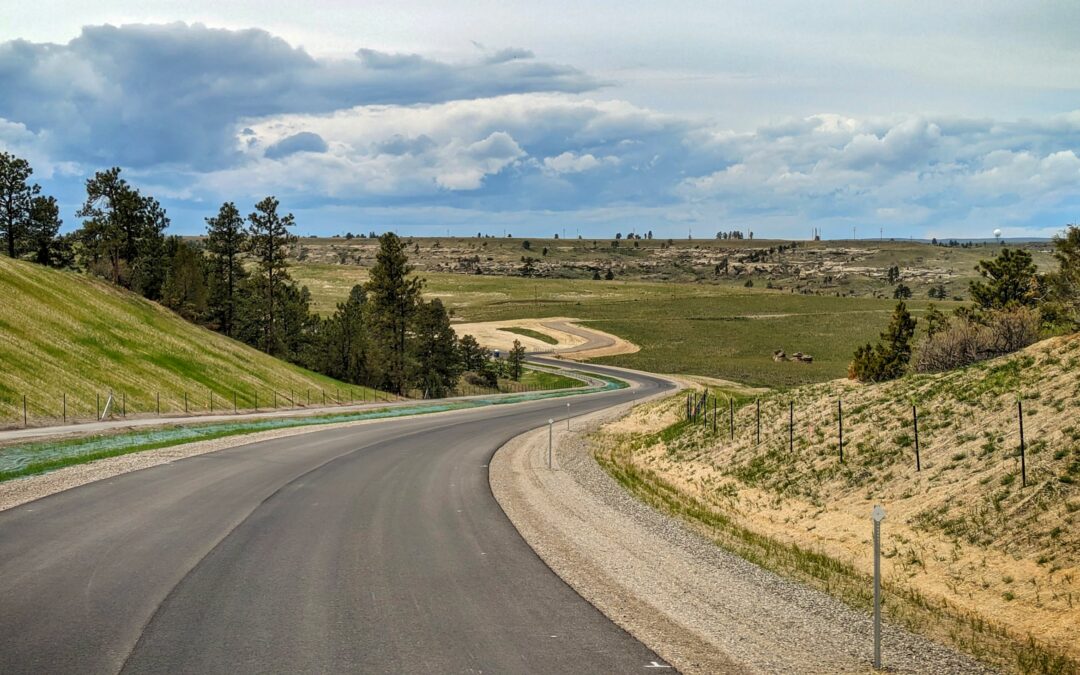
top-left (489, 386), bottom-right (990, 674)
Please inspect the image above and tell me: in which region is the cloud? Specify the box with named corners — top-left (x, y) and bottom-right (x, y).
top-left (0, 22), bottom-right (599, 170)
top-left (542, 151), bottom-right (618, 174)
top-left (264, 131), bottom-right (328, 159)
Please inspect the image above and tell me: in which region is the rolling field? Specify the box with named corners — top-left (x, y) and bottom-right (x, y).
top-left (290, 262), bottom-right (953, 388)
top-left (0, 257), bottom-right (379, 427)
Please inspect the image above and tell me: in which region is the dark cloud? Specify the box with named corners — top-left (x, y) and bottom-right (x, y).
top-left (264, 131), bottom-right (328, 159)
top-left (0, 22), bottom-right (599, 169)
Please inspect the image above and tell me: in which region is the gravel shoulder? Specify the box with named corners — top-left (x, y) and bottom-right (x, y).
top-left (490, 392), bottom-right (993, 674)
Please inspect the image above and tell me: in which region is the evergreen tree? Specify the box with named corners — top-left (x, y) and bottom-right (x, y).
top-left (458, 334), bottom-right (490, 372)
top-left (205, 202), bottom-right (248, 336)
top-left (848, 302), bottom-right (917, 382)
top-left (245, 196), bottom-right (296, 355)
top-left (893, 283), bottom-right (912, 299)
top-left (0, 152), bottom-right (39, 258)
top-left (26, 195), bottom-right (62, 266)
top-left (1046, 225), bottom-right (1080, 327)
top-left (410, 299), bottom-right (460, 397)
top-left (365, 232), bottom-right (423, 394)
top-left (507, 339), bottom-right (526, 381)
top-left (319, 285), bottom-right (371, 384)
top-left (160, 238), bottom-right (209, 321)
top-left (76, 168), bottom-right (168, 293)
top-left (969, 248), bottom-right (1039, 310)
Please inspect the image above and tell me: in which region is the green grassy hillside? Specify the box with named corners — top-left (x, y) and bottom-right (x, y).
top-left (0, 258), bottom-right (379, 426)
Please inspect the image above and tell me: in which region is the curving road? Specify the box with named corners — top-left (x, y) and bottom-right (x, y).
top-left (0, 362), bottom-right (675, 674)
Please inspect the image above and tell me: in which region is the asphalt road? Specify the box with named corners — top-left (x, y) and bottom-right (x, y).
top-left (0, 362), bottom-right (675, 674)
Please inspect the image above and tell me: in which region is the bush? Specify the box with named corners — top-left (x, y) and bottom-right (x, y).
top-left (913, 307), bottom-right (1041, 373)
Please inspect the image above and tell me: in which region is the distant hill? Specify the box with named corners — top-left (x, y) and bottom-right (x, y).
top-left (0, 257), bottom-right (377, 426)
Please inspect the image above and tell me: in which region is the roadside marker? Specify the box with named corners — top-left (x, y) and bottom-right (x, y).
top-left (645, 662), bottom-right (671, 669)
top-left (872, 504), bottom-right (886, 670)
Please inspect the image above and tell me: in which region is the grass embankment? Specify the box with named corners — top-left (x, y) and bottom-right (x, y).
top-left (0, 257), bottom-right (382, 426)
top-left (499, 326), bottom-right (559, 345)
top-left (595, 335), bottom-right (1080, 674)
top-left (291, 263), bottom-right (955, 387)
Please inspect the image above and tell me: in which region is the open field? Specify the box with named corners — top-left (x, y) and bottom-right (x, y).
top-left (594, 334), bottom-right (1080, 673)
top-left (290, 236), bottom-right (1057, 300)
top-left (290, 262), bottom-right (955, 387)
top-left (0, 257), bottom-right (379, 427)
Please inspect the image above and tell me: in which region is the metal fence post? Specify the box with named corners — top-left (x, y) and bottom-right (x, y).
top-left (63, 393), bottom-right (67, 423)
top-left (1018, 398), bottom-right (1026, 488)
top-left (23, 394), bottom-right (27, 427)
top-left (872, 505), bottom-right (886, 670)
top-left (756, 398), bottom-right (760, 445)
top-left (548, 418), bottom-right (554, 469)
top-left (729, 398), bottom-right (734, 441)
top-left (838, 398), bottom-right (844, 463)
top-left (789, 400), bottom-right (794, 452)
top-left (913, 405), bottom-right (920, 471)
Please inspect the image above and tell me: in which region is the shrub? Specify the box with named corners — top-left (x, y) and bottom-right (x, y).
top-left (913, 307), bottom-right (1041, 373)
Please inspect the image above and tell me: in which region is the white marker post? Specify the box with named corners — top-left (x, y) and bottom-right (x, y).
top-left (872, 504), bottom-right (886, 670)
top-left (566, 402), bottom-right (571, 430)
top-left (548, 418), bottom-right (554, 469)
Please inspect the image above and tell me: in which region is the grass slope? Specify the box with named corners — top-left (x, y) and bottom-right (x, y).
top-left (0, 258), bottom-right (378, 425)
top-left (596, 335), bottom-right (1080, 672)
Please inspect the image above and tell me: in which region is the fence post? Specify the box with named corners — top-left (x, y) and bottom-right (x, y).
top-left (234, 391), bottom-right (237, 413)
top-left (274, 391), bottom-right (278, 408)
top-left (254, 391), bottom-right (258, 410)
top-left (913, 405), bottom-right (920, 472)
top-left (1018, 398), bottom-right (1026, 488)
top-left (184, 391), bottom-right (188, 413)
top-left (210, 390), bottom-right (214, 413)
top-left (156, 392), bottom-right (160, 416)
top-left (323, 390), bottom-right (326, 406)
top-left (789, 400), bottom-right (794, 452)
top-left (756, 398), bottom-right (760, 445)
top-left (729, 398), bottom-right (735, 441)
top-left (63, 393), bottom-right (67, 423)
top-left (122, 392), bottom-right (126, 418)
top-left (97, 393), bottom-right (100, 420)
top-left (23, 394), bottom-right (27, 427)
top-left (838, 398), bottom-right (844, 463)
top-left (713, 397), bottom-right (717, 433)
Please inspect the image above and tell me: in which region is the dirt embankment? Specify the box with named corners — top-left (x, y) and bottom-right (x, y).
top-left (490, 381), bottom-right (988, 674)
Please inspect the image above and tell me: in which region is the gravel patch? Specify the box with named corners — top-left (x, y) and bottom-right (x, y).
top-left (490, 396), bottom-right (995, 674)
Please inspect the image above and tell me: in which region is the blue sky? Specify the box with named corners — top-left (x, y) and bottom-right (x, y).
top-left (1, 2), bottom-right (1078, 239)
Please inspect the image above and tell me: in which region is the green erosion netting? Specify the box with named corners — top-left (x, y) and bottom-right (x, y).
top-left (0, 375), bottom-right (626, 478)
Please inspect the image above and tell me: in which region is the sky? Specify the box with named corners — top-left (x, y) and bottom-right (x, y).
top-left (1, 1), bottom-right (1078, 239)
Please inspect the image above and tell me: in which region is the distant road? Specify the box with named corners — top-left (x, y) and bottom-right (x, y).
top-left (0, 362), bottom-right (675, 673)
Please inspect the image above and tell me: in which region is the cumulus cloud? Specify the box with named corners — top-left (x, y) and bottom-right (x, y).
top-left (0, 22), bottom-right (599, 170)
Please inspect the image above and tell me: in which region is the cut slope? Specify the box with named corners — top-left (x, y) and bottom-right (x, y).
top-left (0, 258), bottom-right (377, 426)
top-left (597, 334), bottom-right (1080, 669)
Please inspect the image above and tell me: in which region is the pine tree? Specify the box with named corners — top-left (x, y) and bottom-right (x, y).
top-left (318, 285), bottom-right (370, 384)
top-left (848, 301), bottom-right (917, 382)
top-left (969, 248), bottom-right (1039, 310)
top-left (205, 202), bottom-right (248, 336)
top-left (0, 152), bottom-right (39, 258)
top-left (508, 339), bottom-right (526, 381)
top-left (26, 195), bottom-right (62, 266)
top-left (366, 232), bottom-right (423, 394)
top-left (410, 299), bottom-right (460, 397)
top-left (161, 238), bottom-right (209, 321)
top-left (245, 196), bottom-right (296, 355)
top-left (458, 334), bottom-right (490, 372)
top-left (76, 168), bottom-right (168, 293)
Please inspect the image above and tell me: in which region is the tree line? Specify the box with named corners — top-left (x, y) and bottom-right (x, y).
top-left (0, 153), bottom-right (526, 397)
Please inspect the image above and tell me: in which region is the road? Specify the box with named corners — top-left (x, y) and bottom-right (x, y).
top-left (0, 362), bottom-right (675, 674)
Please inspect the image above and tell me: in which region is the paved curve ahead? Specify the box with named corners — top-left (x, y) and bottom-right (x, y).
top-left (0, 363), bottom-right (675, 674)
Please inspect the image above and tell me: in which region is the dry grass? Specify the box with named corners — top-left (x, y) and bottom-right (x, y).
top-left (594, 335), bottom-right (1080, 673)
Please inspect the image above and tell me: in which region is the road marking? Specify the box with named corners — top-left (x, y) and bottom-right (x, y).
top-left (645, 662), bottom-right (671, 669)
